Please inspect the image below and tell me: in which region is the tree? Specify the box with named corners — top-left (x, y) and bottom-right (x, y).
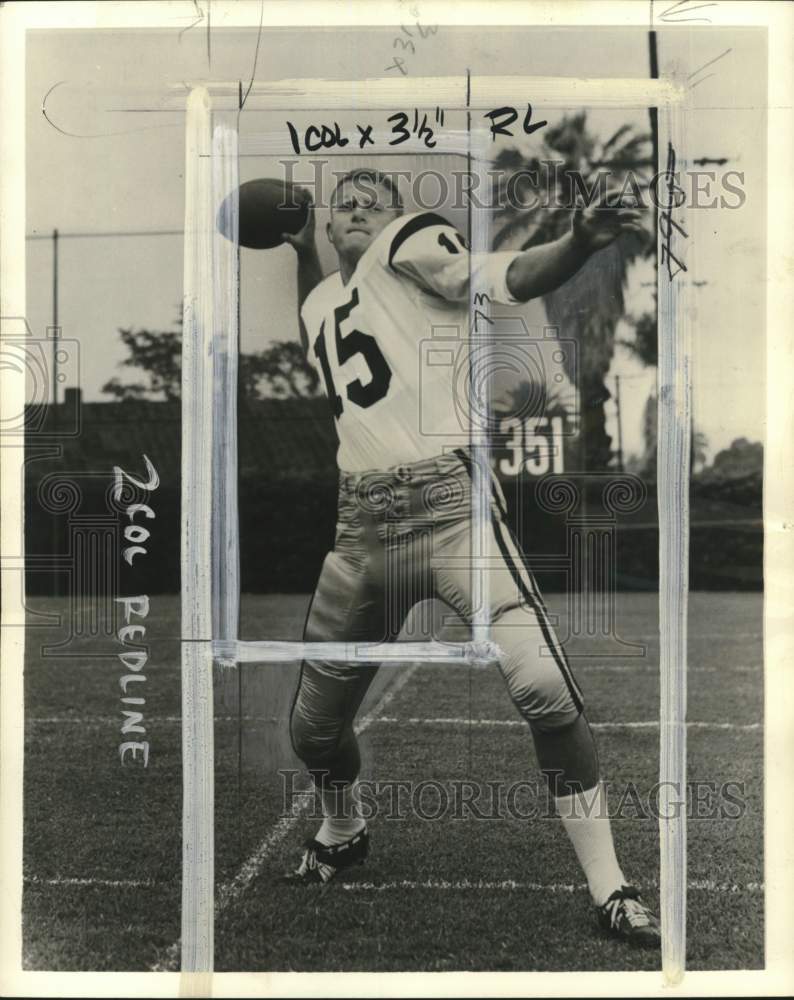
top-left (102, 327), bottom-right (181, 401)
top-left (620, 309), bottom-right (657, 368)
top-left (694, 437), bottom-right (762, 508)
top-left (619, 304), bottom-right (658, 473)
top-left (102, 314), bottom-right (320, 402)
top-left (617, 300), bottom-right (711, 475)
top-left (491, 113), bottom-right (654, 470)
top-left (707, 438), bottom-right (763, 480)
top-left (239, 341), bottom-right (320, 399)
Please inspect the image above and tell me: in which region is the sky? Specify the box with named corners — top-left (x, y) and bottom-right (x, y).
top-left (24, 22), bottom-right (767, 464)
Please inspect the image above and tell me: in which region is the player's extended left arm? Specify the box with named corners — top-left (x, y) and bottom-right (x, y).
top-left (505, 201), bottom-right (643, 303)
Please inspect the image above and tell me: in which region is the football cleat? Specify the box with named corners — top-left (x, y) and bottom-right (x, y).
top-left (598, 885), bottom-right (661, 948)
top-left (283, 827), bottom-right (370, 884)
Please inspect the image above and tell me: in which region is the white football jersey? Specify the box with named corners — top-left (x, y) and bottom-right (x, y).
top-left (301, 211), bottom-right (522, 473)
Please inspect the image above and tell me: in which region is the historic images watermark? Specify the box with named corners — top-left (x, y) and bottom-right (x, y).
top-left (277, 158), bottom-right (746, 213)
top-left (279, 771), bottom-right (749, 823)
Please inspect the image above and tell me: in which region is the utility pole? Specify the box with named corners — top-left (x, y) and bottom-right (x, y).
top-left (648, 29), bottom-right (659, 173)
top-left (51, 227), bottom-right (60, 598)
top-left (52, 227), bottom-right (59, 404)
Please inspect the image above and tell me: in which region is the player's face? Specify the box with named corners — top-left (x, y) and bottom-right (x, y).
top-left (327, 180), bottom-right (402, 261)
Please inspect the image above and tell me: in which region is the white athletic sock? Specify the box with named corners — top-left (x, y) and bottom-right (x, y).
top-left (315, 780), bottom-right (366, 847)
top-left (556, 782), bottom-right (626, 906)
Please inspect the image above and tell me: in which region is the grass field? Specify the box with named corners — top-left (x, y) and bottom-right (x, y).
top-left (22, 591), bottom-right (763, 972)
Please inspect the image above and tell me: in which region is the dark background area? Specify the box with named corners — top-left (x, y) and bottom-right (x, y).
top-left (24, 393), bottom-right (762, 598)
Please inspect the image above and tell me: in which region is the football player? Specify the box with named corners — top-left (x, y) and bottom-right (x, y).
top-left (278, 168), bottom-right (659, 947)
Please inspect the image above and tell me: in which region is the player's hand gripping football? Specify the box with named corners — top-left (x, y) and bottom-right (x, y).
top-left (572, 189), bottom-right (644, 254)
top-left (280, 186), bottom-right (316, 254)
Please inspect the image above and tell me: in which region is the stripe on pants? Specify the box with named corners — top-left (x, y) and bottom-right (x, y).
top-left (452, 448), bottom-right (583, 712)
top-left (491, 516), bottom-right (584, 713)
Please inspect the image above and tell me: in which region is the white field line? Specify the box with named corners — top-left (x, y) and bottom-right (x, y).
top-left (217, 662), bottom-right (420, 904)
top-left (26, 714), bottom-right (282, 725)
top-left (373, 718), bottom-right (763, 732)
top-left (565, 666), bottom-right (760, 674)
top-left (35, 655), bottom-right (760, 971)
top-left (340, 879), bottom-right (764, 894)
top-left (26, 709), bottom-right (764, 728)
top-left (413, 660), bottom-right (762, 672)
top-left (150, 661), bottom-right (420, 973)
top-left (26, 874), bottom-right (763, 895)
top-left (25, 658), bottom-right (764, 728)
top-left (351, 663), bottom-right (762, 674)
top-left (23, 873), bottom-right (764, 899)
top-left (24, 875), bottom-right (157, 889)
top-left (602, 633), bottom-right (762, 641)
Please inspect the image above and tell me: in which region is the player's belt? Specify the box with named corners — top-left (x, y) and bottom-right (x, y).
top-left (337, 451), bottom-right (472, 520)
top-left (338, 451), bottom-right (469, 492)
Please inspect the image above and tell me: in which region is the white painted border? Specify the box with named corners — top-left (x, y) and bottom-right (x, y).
top-left (180, 87), bottom-right (216, 974)
top-left (139, 73), bottom-right (695, 978)
top-left (216, 639), bottom-right (480, 663)
top-left (184, 72), bottom-right (689, 980)
top-left (146, 75), bottom-right (684, 111)
top-left (656, 90), bottom-right (691, 985)
top-left (211, 123), bottom-right (241, 668)
top-left (468, 129), bottom-right (493, 645)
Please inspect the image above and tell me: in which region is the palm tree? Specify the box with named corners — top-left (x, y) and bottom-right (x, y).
top-left (490, 113), bottom-right (654, 470)
top-left (618, 304), bottom-right (709, 475)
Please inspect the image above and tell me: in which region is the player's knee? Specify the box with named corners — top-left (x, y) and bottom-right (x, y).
top-left (289, 708), bottom-right (362, 787)
top-left (496, 628), bottom-right (582, 731)
top-left (289, 708), bottom-right (343, 768)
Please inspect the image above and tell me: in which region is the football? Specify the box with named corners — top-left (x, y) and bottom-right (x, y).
top-left (217, 177), bottom-right (310, 249)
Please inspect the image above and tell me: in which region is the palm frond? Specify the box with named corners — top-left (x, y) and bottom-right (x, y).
top-left (492, 211), bottom-right (544, 250)
top-left (601, 124), bottom-right (634, 154)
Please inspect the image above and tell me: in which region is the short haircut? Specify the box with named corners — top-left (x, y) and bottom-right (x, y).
top-left (331, 168), bottom-right (403, 211)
